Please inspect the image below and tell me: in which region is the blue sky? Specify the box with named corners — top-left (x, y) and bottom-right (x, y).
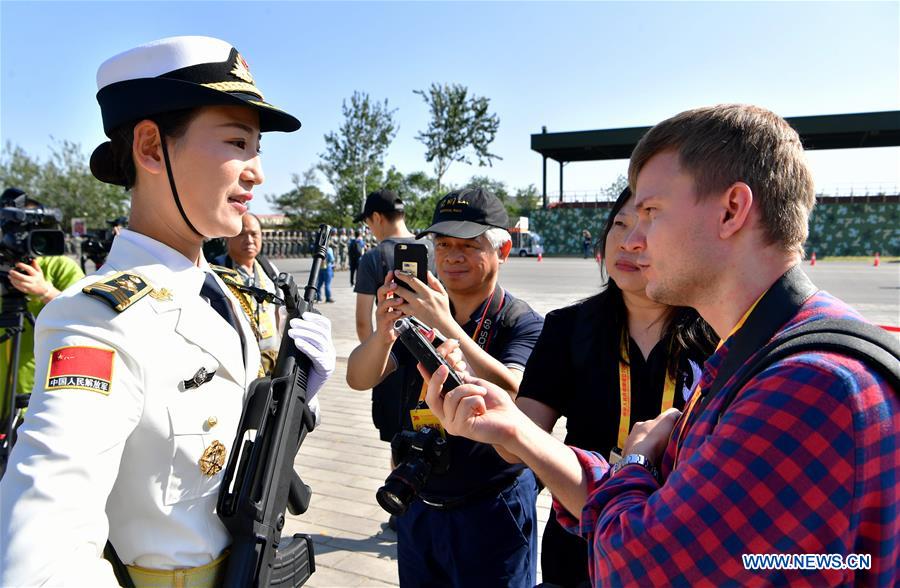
top-left (2, 1), bottom-right (898, 214)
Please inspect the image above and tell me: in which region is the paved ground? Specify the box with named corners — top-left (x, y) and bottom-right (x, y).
top-left (273, 256), bottom-right (898, 587)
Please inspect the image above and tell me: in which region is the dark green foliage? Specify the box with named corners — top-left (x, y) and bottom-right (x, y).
top-left (414, 83), bottom-right (501, 193)
top-left (0, 141), bottom-right (130, 229)
top-left (381, 168), bottom-right (441, 231)
top-left (319, 91), bottom-right (398, 217)
top-left (265, 167), bottom-right (342, 229)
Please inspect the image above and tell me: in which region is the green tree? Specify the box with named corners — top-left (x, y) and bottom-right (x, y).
top-left (512, 184), bottom-right (540, 218)
top-left (319, 91), bottom-right (398, 216)
top-left (345, 166), bottom-right (444, 230)
top-left (0, 140), bottom-right (129, 229)
top-left (467, 175), bottom-right (509, 199)
top-left (414, 83), bottom-right (501, 193)
top-left (0, 143), bottom-right (41, 196)
top-left (604, 174), bottom-right (629, 200)
top-left (266, 167), bottom-right (336, 230)
top-left (331, 165), bottom-right (391, 226)
top-left (392, 170), bottom-right (442, 230)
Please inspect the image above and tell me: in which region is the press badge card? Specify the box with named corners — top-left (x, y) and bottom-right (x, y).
top-left (410, 408), bottom-right (445, 436)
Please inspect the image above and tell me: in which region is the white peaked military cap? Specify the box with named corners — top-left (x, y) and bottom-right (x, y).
top-left (90, 36), bottom-right (300, 185)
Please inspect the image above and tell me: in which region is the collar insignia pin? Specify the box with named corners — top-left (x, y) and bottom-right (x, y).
top-left (149, 288), bottom-right (173, 301)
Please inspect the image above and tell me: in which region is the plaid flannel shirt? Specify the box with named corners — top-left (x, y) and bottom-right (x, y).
top-left (554, 291), bottom-right (899, 586)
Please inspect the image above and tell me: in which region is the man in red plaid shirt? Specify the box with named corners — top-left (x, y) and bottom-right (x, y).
top-left (423, 104), bottom-right (899, 586)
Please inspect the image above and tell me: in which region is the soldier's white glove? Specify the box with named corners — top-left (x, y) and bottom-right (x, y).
top-left (287, 312), bottom-right (335, 400)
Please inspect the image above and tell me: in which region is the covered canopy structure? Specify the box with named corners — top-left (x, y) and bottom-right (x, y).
top-left (530, 110), bottom-right (900, 208)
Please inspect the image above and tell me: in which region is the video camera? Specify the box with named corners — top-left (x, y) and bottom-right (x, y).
top-left (1, 188), bottom-right (65, 476)
top-left (0, 188), bottom-right (65, 273)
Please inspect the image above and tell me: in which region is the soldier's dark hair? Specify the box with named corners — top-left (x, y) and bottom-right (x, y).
top-left (108, 108), bottom-right (199, 190)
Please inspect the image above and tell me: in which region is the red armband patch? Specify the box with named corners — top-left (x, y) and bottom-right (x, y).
top-left (46, 346), bottom-right (115, 395)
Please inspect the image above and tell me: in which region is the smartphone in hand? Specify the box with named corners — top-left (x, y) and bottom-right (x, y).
top-left (393, 242), bottom-right (429, 291)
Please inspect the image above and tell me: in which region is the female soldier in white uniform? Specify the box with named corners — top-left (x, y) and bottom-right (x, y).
top-left (0, 36), bottom-right (335, 586)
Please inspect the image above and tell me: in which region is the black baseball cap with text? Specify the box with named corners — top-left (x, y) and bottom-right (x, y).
top-left (353, 190), bottom-right (405, 223)
top-left (419, 187), bottom-right (509, 239)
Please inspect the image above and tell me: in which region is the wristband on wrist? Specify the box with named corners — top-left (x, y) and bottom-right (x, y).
top-left (610, 453), bottom-right (661, 484)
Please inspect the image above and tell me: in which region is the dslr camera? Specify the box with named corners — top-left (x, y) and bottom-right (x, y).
top-left (375, 317), bottom-right (464, 515)
top-left (376, 426), bottom-right (450, 516)
top-left (0, 188), bottom-right (65, 274)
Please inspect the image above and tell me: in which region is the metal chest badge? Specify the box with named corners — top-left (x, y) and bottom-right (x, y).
top-left (199, 440), bottom-right (227, 476)
top-left (192, 367), bottom-right (208, 388)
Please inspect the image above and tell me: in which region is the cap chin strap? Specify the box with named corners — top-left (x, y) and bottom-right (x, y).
top-left (160, 135), bottom-right (205, 238)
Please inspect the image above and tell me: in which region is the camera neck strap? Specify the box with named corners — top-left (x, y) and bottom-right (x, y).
top-left (471, 284), bottom-right (506, 352)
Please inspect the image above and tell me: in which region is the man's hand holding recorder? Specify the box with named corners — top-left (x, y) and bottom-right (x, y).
top-left (378, 268), bottom-right (469, 386)
top-left (389, 267), bottom-right (526, 395)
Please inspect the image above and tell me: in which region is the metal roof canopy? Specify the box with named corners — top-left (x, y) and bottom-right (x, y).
top-left (531, 110), bottom-right (900, 207)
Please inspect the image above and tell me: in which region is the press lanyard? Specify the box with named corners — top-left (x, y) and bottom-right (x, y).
top-left (615, 330), bottom-right (678, 451)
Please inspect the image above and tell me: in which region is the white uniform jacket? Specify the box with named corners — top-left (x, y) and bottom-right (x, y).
top-left (0, 230), bottom-right (261, 586)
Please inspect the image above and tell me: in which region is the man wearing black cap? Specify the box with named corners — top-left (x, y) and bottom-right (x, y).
top-left (352, 189), bottom-right (435, 449)
top-left (0, 36), bottom-right (335, 586)
top-left (352, 189), bottom-right (431, 340)
top-left (347, 187), bottom-right (544, 587)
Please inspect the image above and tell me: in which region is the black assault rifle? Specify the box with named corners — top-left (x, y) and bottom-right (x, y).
top-left (218, 224), bottom-right (333, 587)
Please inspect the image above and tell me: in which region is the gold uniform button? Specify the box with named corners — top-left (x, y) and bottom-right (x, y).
top-left (206, 416), bottom-right (218, 428)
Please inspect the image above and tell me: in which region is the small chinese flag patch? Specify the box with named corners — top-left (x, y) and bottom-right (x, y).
top-left (46, 346), bottom-right (115, 395)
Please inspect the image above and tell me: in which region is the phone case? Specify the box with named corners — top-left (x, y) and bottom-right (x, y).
top-left (393, 242), bottom-right (429, 291)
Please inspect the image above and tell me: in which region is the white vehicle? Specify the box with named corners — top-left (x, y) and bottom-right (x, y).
top-left (509, 228), bottom-right (543, 257)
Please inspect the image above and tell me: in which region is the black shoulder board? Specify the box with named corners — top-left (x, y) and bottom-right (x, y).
top-left (82, 271), bottom-right (153, 313)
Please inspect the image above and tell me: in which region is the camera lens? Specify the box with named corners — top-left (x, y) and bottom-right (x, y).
top-left (376, 459), bottom-right (431, 516)
top-left (28, 230), bottom-right (65, 257)
top-left (376, 477), bottom-right (415, 516)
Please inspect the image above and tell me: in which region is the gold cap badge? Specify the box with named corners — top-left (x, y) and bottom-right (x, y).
top-left (230, 53), bottom-right (255, 84)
